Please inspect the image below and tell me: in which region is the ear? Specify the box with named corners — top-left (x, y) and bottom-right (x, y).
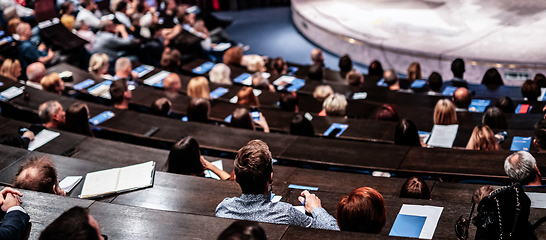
top-left (52, 185), bottom-right (58, 195)
top-left (269, 172), bottom-right (273, 184)
top-left (534, 139), bottom-right (540, 150)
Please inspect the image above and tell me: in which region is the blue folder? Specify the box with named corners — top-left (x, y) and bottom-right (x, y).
top-left (89, 111), bottom-right (115, 125)
top-left (210, 87), bottom-right (229, 99)
top-left (442, 86), bottom-right (457, 96)
top-left (73, 79), bottom-right (95, 90)
top-left (286, 79), bottom-right (305, 92)
top-left (389, 214), bottom-right (427, 238)
top-left (411, 80), bottom-right (427, 88)
top-left (376, 78), bottom-right (388, 87)
top-left (510, 136), bottom-right (532, 151)
top-left (192, 62), bottom-right (215, 74)
top-left (234, 73), bottom-right (252, 84)
top-left (468, 99), bottom-right (490, 113)
top-left (323, 123), bottom-right (349, 138)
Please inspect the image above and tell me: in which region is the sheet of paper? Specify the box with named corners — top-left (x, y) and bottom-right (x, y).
top-left (233, 73), bottom-right (252, 86)
top-left (273, 76), bottom-right (295, 91)
top-left (144, 71), bottom-right (170, 86)
top-left (88, 80), bottom-right (112, 97)
top-left (116, 161), bottom-right (155, 191)
top-left (390, 214), bottom-right (427, 238)
top-left (510, 136), bottom-right (532, 151)
top-left (271, 195), bottom-right (282, 202)
top-left (210, 87), bottom-right (229, 99)
top-left (89, 111), bottom-right (115, 125)
top-left (527, 192), bottom-right (546, 209)
top-left (540, 88), bottom-right (546, 101)
top-left (389, 204), bottom-right (443, 239)
top-left (0, 86), bottom-right (23, 100)
top-left (376, 78), bottom-right (387, 87)
top-left (28, 129), bottom-right (60, 151)
top-left (73, 79), bottom-right (95, 90)
top-left (427, 124), bottom-right (458, 148)
top-left (224, 115), bottom-right (232, 123)
top-left (353, 92), bottom-right (367, 100)
top-left (212, 42), bottom-right (231, 51)
top-left (80, 168), bottom-right (120, 198)
top-left (204, 160), bottom-right (223, 180)
top-left (59, 176), bottom-right (82, 193)
top-left (293, 205), bottom-right (306, 214)
top-left (192, 62), bottom-right (215, 74)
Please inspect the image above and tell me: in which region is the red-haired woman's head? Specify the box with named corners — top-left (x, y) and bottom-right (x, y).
top-left (337, 187), bottom-right (386, 233)
top-left (375, 104), bottom-right (399, 122)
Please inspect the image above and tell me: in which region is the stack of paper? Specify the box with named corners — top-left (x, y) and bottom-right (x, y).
top-left (510, 136), bottom-right (532, 151)
top-left (427, 124), bottom-right (458, 148)
top-left (143, 71), bottom-right (170, 87)
top-left (0, 86), bottom-right (23, 101)
top-left (59, 176), bottom-right (83, 193)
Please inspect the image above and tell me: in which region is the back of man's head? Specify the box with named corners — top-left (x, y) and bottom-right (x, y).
top-left (115, 57), bottom-right (131, 75)
top-left (234, 140), bottom-right (273, 194)
top-left (14, 156), bottom-right (59, 194)
top-left (339, 55), bottom-right (353, 72)
top-left (311, 48), bottom-right (323, 64)
top-left (308, 64), bottom-right (324, 81)
top-left (3, 6), bottom-right (17, 22)
top-left (279, 93), bottom-right (298, 112)
top-left (150, 97), bottom-right (171, 116)
top-left (109, 79), bottom-right (128, 105)
top-left (504, 151), bottom-right (538, 186)
top-left (27, 62), bottom-right (47, 83)
top-left (163, 73), bottom-right (181, 92)
top-left (81, 0), bottom-right (94, 9)
top-left (187, 97), bottom-right (210, 123)
top-left (39, 206), bottom-right (101, 240)
top-left (346, 70), bottom-right (364, 86)
top-left (383, 69), bottom-right (398, 86)
top-left (534, 120), bottom-right (546, 151)
top-left (453, 87), bottom-right (472, 108)
top-left (323, 93), bottom-right (347, 117)
top-left (451, 58), bottom-right (465, 78)
top-left (38, 100), bottom-right (62, 124)
top-left (428, 72), bottom-right (443, 92)
top-left (15, 22), bottom-right (30, 38)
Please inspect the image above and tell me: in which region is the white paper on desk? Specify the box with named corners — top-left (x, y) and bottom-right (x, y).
top-left (526, 192), bottom-right (546, 209)
top-left (28, 129), bottom-right (60, 151)
top-left (397, 204), bottom-right (443, 239)
top-left (212, 42), bottom-right (231, 51)
top-left (293, 205), bottom-right (306, 214)
top-left (1, 86), bottom-right (23, 100)
top-left (427, 124), bottom-right (458, 148)
top-left (59, 176), bottom-right (82, 193)
top-left (204, 160), bottom-right (223, 180)
top-left (144, 71), bottom-right (170, 86)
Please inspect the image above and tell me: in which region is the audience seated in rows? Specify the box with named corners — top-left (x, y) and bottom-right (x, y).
top-left (534, 119), bottom-right (546, 153)
top-left (322, 93), bottom-right (347, 117)
top-left (187, 97), bottom-right (210, 123)
top-left (166, 136), bottom-right (230, 180)
top-left (88, 53), bottom-right (111, 80)
top-left (150, 97), bottom-right (171, 117)
top-left (346, 70), bottom-right (364, 87)
top-left (216, 140), bottom-right (339, 230)
top-left (427, 72), bottom-right (443, 95)
top-left (109, 79), bottom-right (131, 109)
top-left (434, 99), bottom-right (457, 125)
top-left (38, 100), bottom-right (66, 129)
top-left (504, 151), bottom-right (542, 186)
top-left (383, 69), bottom-right (399, 91)
top-left (13, 156), bottom-right (66, 196)
top-left (395, 119), bottom-right (424, 147)
top-left (93, 20), bottom-right (135, 62)
top-left (0, 187), bottom-right (29, 240)
top-left (17, 22), bottom-right (55, 65)
top-left (482, 107), bottom-right (507, 130)
top-left (279, 92), bottom-right (298, 112)
top-left (0, 58), bottom-right (20, 81)
top-left (453, 87), bottom-right (471, 111)
top-left (217, 220), bottom-right (266, 240)
top-left (313, 85), bottom-right (333, 101)
top-left (400, 176), bottom-right (430, 199)
top-left (290, 114), bottom-right (314, 137)
top-left (39, 206), bottom-right (105, 240)
top-left (521, 79), bottom-right (540, 101)
top-left (451, 58), bottom-right (467, 87)
top-left (338, 54), bottom-right (352, 79)
top-left (163, 73), bottom-right (182, 93)
top-left (65, 102), bottom-right (94, 137)
top-left (209, 63), bottom-right (231, 85)
top-left (368, 60), bottom-right (383, 76)
top-left (407, 62), bottom-right (421, 83)
top-left (482, 68), bottom-right (504, 85)
top-left (374, 104), bottom-right (399, 122)
top-left (270, 57), bottom-right (287, 75)
top-left (41, 73), bottom-right (65, 95)
top-left (337, 187), bottom-right (386, 233)
top-left (495, 96), bottom-right (515, 114)
top-left (230, 108), bottom-right (269, 133)
top-left (237, 87), bottom-right (259, 107)
top-left (466, 125), bottom-right (500, 151)
top-left (187, 76), bottom-right (211, 99)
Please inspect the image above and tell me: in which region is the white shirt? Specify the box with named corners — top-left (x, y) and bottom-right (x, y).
top-left (115, 12), bottom-right (132, 28)
top-left (0, 0), bottom-right (33, 17)
top-left (76, 7), bottom-right (101, 29)
top-left (76, 29), bottom-right (95, 52)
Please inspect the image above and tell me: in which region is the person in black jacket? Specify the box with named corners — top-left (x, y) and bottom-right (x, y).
top-left (0, 187), bottom-right (30, 240)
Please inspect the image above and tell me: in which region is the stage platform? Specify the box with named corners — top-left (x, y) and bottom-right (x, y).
top-left (291, 0), bottom-right (546, 86)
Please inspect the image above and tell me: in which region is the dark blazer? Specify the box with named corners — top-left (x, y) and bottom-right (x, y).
top-left (0, 210), bottom-right (30, 240)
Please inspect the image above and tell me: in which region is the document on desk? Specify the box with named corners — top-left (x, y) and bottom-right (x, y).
top-left (442, 86), bottom-right (457, 96)
top-left (133, 65), bottom-right (154, 78)
top-left (510, 136), bottom-right (532, 151)
top-left (73, 79), bottom-right (95, 90)
top-left (59, 176), bottom-right (82, 193)
top-left (389, 204), bottom-right (443, 239)
top-left (526, 192), bottom-right (546, 209)
top-left (376, 78), bottom-right (387, 87)
top-left (204, 160), bottom-right (223, 180)
top-left (80, 161), bottom-right (155, 199)
top-left (0, 86), bottom-right (23, 101)
top-left (88, 80), bottom-right (112, 98)
top-left (28, 129), bottom-right (60, 151)
top-left (427, 124), bottom-right (458, 148)
top-left (144, 71), bottom-right (170, 87)
top-left (418, 131), bottom-right (431, 144)
top-left (212, 42), bottom-right (231, 52)
top-left (233, 73), bottom-right (252, 86)
top-left (209, 87), bottom-right (229, 99)
top-left (468, 99), bottom-right (490, 113)
top-left (192, 62), bottom-right (215, 74)
top-left (411, 80), bottom-right (427, 88)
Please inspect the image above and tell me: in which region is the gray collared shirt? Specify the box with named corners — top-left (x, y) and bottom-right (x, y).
top-left (216, 193), bottom-right (340, 231)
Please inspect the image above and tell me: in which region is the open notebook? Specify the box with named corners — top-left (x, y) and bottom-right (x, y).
top-left (79, 161), bottom-right (156, 199)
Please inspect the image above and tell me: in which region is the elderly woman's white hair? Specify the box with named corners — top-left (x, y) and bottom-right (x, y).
top-left (504, 151), bottom-right (539, 185)
top-left (313, 85), bottom-right (334, 101)
top-left (88, 53), bottom-right (109, 72)
top-left (322, 93), bottom-right (347, 117)
top-left (242, 55), bottom-right (265, 72)
top-left (209, 63), bottom-right (232, 85)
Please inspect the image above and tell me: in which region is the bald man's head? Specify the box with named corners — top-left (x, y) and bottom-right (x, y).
top-left (13, 156), bottom-right (63, 195)
top-left (453, 87), bottom-right (472, 109)
top-left (27, 62), bottom-right (46, 83)
top-left (163, 73), bottom-right (181, 93)
top-left (311, 48), bottom-right (324, 65)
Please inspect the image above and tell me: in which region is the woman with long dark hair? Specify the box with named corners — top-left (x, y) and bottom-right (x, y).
top-left (65, 102), bottom-right (94, 137)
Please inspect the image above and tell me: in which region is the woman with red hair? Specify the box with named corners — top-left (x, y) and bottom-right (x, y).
top-left (337, 187), bottom-right (386, 233)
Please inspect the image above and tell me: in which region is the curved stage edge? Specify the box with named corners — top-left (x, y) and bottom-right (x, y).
top-left (291, 1), bottom-right (546, 86)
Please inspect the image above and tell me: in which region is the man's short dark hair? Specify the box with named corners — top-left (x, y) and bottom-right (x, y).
top-left (338, 55), bottom-right (352, 72)
top-left (521, 80), bottom-right (541, 100)
top-left (187, 97), bottom-right (210, 123)
top-left (534, 73), bottom-right (546, 88)
top-left (428, 72), bottom-right (443, 92)
top-left (307, 64), bottom-right (323, 81)
top-left (234, 140), bottom-right (272, 194)
top-left (115, 0), bottom-right (127, 12)
top-left (109, 79), bottom-right (128, 104)
top-left (81, 0), bottom-right (92, 8)
top-left (13, 156), bottom-right (58, 194)
top-left (39, 206), bottom-right (100, 240)
top-left (150, 97), bottom-right (171, 116)
top-left (279, 93), bottom-right (298, 112)
top-left (534, 120), bottom-right (546, 150)
top-left (451, 58), bottom-right (465, 78)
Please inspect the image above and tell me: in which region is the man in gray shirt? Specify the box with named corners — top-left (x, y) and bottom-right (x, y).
top-left (216, 140), bottom-right (339, 230)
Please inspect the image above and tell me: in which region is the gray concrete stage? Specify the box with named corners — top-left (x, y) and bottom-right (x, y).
top-left (292, 0), bottom-right (546, 85)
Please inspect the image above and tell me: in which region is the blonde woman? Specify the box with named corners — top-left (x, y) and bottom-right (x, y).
top-left (466, 125), bottom-right (500, 151)
top-left (41, 73), bottom-right (65, 94)
top-left (88, 53), bottom-right (111, 80)
top-left (209, 63), bottom-right (232, 85)
top-left (434, 99), bottom-right (458, 125)
top-left (0, 59), bottom-right (21, 80)
top-left (187, 76), bottom-right (211, 99)
top-left (323, 93), bottom-right (348, 117)
top-left (407, 62), bottom-right (422, 82)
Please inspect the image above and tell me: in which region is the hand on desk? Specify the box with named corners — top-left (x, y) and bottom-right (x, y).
top-left (22, 131), bottom-right (34, 141)
top-left (0, 187), bottom-right (23, 212)
top-left (298, 190), bottom-right (322, 214)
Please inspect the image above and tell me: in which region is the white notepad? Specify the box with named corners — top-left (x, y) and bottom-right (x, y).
top-left (204, 160), bottom-right (223, 180)
top-left (427, 124), bottom-right (458, 148)
top-left (59, 176), bottom-right (83, 193)
top-left (79, 161), bottom-right (156, 198)
top-left (28, 129), bottom-right (60, 151)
